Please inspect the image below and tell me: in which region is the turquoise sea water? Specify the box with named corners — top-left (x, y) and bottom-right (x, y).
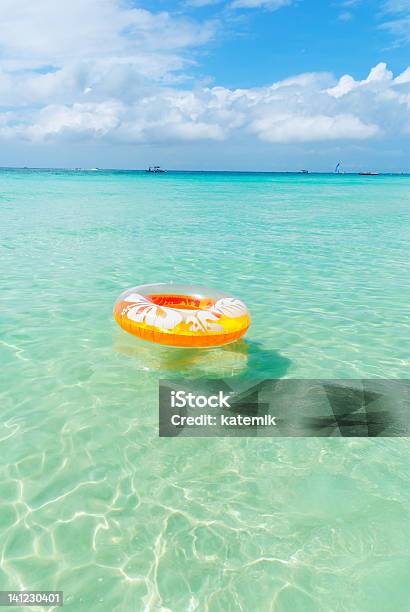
top-left (1, 169), bottom-right (409, 610)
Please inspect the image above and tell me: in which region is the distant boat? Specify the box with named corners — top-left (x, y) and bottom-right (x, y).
top-left (146, 166), bottom-right (166, 173)
top-left (300, 169), bottom-right (309, 174)
top-left (358, 172), bottom-right (380, 176)
top-left (335, 162), bottom-right (341, 174)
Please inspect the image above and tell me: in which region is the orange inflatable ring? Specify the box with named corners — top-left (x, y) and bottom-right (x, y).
top-left (113, 283), bottom-right (250, 347)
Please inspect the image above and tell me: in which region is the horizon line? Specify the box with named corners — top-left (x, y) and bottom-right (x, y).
top-left (1, 166), bottom-right (409, 175)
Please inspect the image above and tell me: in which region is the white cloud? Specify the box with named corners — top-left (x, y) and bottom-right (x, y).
top-left (395, 67), bottom-right (410, 83)
top-left (251, 114), bottom-right (379, 142)
top-left (383, 0), bottom-right (410, 11)
top-left (187, 0), bottom-right (292, 9)
top-left (0, 0), bottom-right (215, 92)
top-left (380, 0), bottom-right (410, 44)
top-left (382, 17), bottom-right (410, 44)
top-left (0, 2), bottom-right (409, 149)
top-left (326, 62), bottom-right (394, 97)
top-left (229, 0), bottom-right (291, 9)
top-left (2, 63), bottom-right (409, 146)
top-left (338, 11), bottom-right (353, 21)
top-left (0, 0), bottom-right (214, 65)
top-left (25, 102), bottom-right (123, 141)
top-left (187, 0), bottom-right (223, 6)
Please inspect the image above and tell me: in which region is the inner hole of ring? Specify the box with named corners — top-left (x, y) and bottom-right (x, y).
top-left (147, 294), bottom-right (215, 310)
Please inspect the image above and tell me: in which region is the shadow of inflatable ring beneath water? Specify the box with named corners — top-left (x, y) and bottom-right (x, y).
top-left (113, 330), bottom-right (292, 379)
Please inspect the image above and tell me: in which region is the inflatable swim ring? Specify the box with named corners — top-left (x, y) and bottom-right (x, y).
top-left (113, 283), bottom-right (250, 347)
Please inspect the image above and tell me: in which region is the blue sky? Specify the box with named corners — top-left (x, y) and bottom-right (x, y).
top-left (173, 0), bottom-right (410, 87)
top-left (0, 0), bottom-right (409, 171)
